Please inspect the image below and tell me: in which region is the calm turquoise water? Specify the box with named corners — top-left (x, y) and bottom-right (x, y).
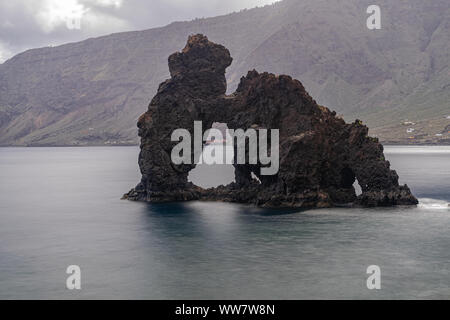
top-left (0, 146), bottom-right (449, 299)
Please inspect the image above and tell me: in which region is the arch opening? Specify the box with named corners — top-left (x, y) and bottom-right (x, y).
top-left (340, 167), bottom-right (356, 189)
top-left (188, 122), bottom-right (236, 189)
top-left (353, 179), bottom-right (362, 196)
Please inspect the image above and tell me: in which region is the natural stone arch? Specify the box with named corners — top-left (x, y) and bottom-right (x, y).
top-left (124, 34), bottom-right (418, 208)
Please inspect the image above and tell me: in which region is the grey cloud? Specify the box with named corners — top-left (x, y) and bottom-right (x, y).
top-left (0, 0), bottom-right (279, 62)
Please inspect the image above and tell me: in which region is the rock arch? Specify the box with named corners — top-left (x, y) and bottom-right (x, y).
top-left (124, 34), bottom-right (418, 208)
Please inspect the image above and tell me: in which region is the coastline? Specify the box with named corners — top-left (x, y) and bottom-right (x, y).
top-left (1, 142), bottom-right (450, 148)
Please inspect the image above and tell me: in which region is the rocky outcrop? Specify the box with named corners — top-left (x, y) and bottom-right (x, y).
top-left (124, 34), bottom-right (418, 208)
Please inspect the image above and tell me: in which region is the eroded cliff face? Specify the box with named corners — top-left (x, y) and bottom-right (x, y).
top-left (124, 34), bottom-right (418, 208)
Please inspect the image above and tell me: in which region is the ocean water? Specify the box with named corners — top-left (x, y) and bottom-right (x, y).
top-left (0, 146), bottom-right (449, 300)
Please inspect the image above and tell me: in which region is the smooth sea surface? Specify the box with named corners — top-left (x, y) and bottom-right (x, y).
top-left (0, 146), bottom-right (449, 299)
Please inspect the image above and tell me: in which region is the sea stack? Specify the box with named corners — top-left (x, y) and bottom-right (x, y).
top-left (124, 34), bottom-right (418, 208)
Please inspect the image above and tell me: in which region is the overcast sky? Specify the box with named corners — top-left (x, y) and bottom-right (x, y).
top-left (0, 0), bottom-right (280, 63)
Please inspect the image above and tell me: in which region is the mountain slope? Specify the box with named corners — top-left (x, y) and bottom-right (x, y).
top-left (0, 0), bottom-right (449, 146)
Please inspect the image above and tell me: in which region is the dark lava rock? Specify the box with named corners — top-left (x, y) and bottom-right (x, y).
top-left (123, 34), bottom-right (418, 208)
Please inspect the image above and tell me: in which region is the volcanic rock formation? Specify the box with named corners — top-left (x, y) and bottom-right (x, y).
top-left (124, 34), bottom-right (418, 208)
